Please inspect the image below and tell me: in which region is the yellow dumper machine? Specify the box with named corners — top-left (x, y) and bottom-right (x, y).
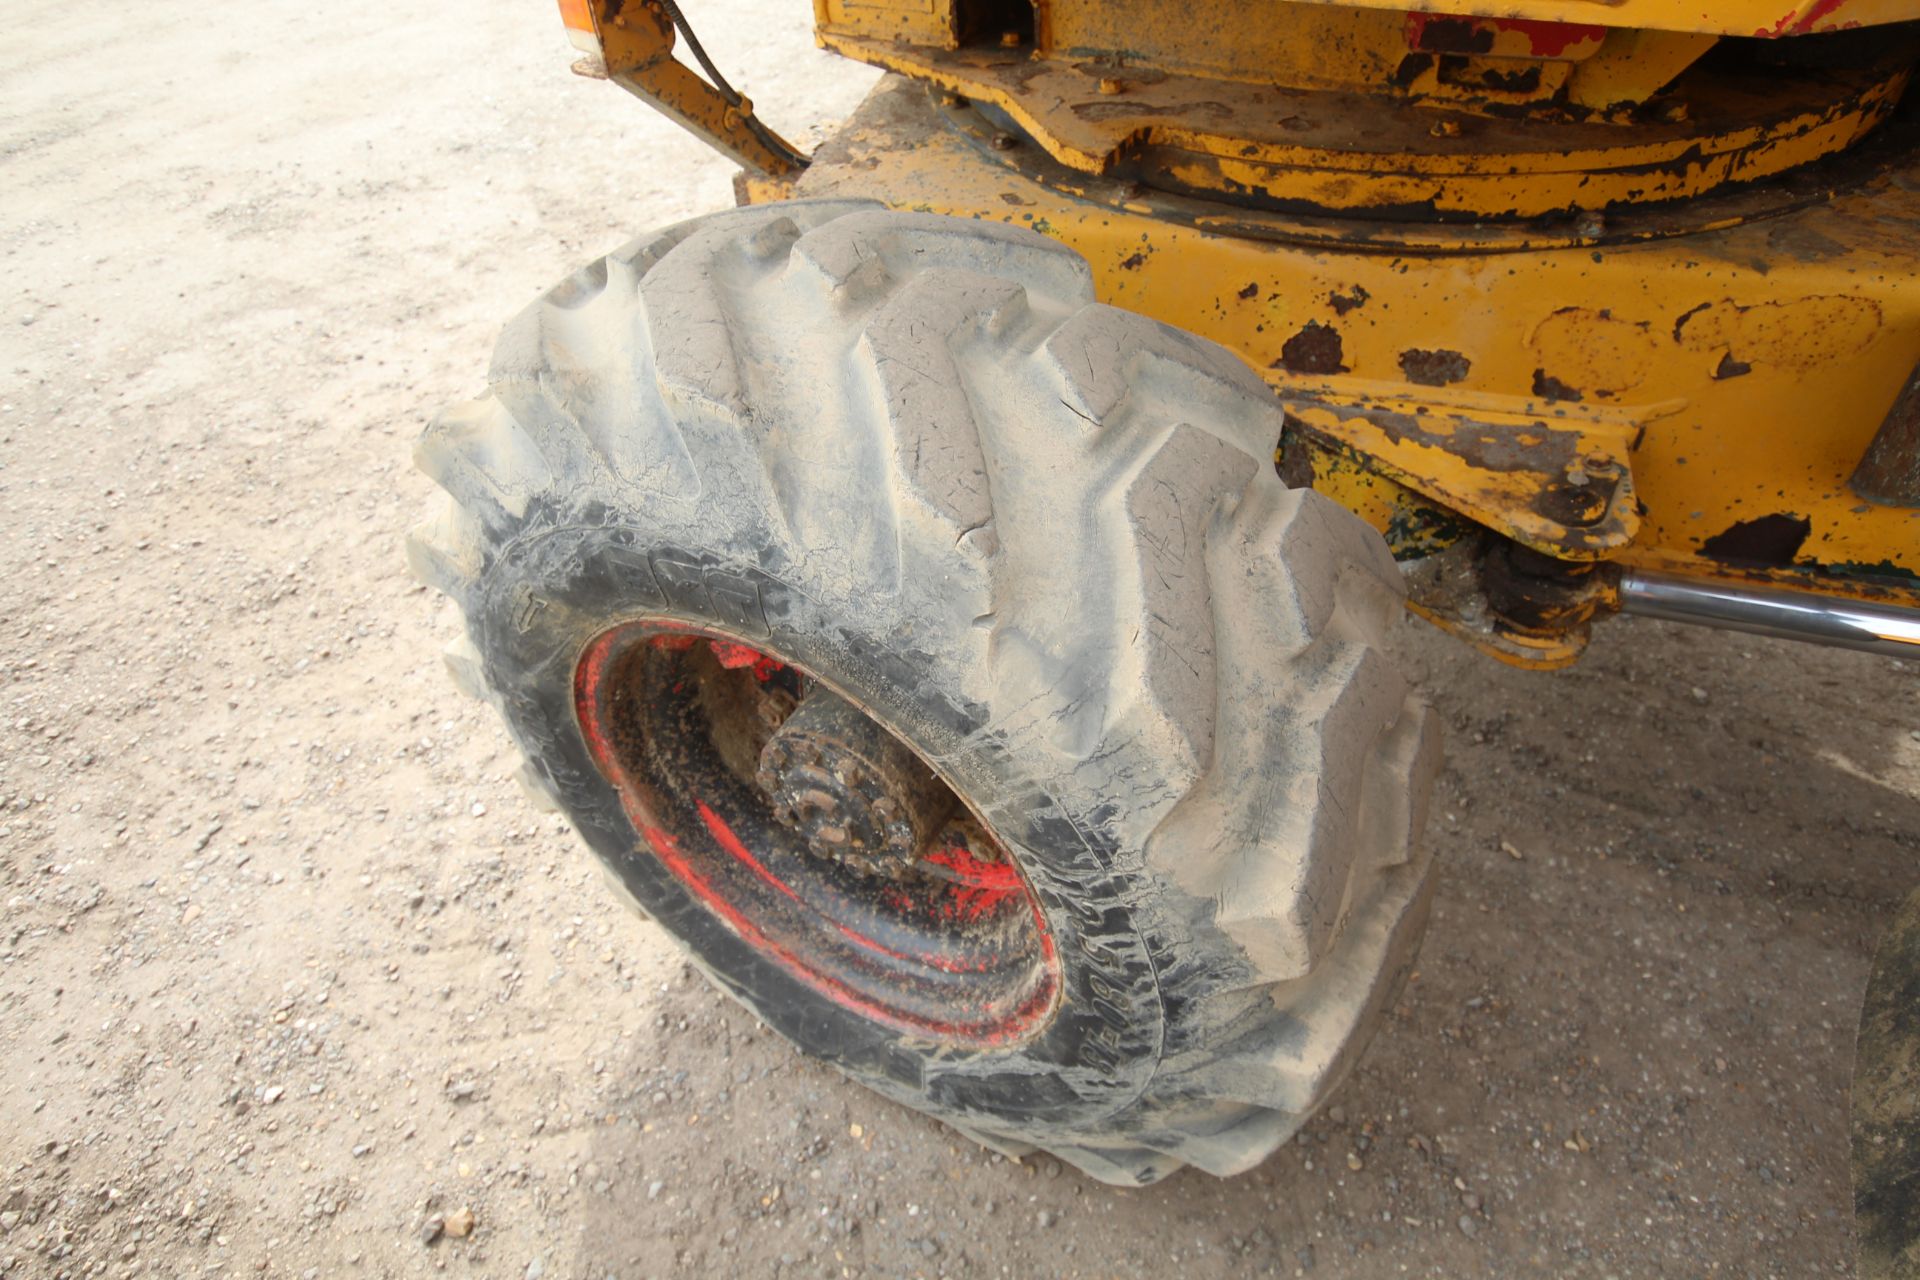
top-left (412, 0), bottom-right (1920, 1199)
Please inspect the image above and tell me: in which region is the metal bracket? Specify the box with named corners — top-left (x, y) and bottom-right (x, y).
top-left (589, 1), bottom-right (806, 178)
top-left (1274, 375), bottom-right (1683, 561)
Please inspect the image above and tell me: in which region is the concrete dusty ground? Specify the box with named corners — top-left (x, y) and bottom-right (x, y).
top-left (3, 1), bottom-right (1918, 1276)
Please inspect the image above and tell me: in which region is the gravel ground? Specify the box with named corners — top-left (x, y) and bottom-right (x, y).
top-left (3, 2), bottom-right (1918, 1277)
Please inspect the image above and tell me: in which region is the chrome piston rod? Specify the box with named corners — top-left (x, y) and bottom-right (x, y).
top-left (1618, 570), bottom-right (1920, 660)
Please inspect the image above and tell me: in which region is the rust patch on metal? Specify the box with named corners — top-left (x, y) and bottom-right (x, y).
top-left (1276, 417), bottom-right (1317, 490)
top-left (1236, 281), bottom-right (1259, 300)
top-left (1329, 285), bottom-right (1371, 316)
top-left (1672, 301), bottom-right (1712, 343)
top-left (1119, 251), bottom-right (1147, 270)
top-left (1531, 369), bottom-right (1583, 402)
top-left (1700, 513), bottom-right (1812, 566)
top-left (1278, 321), bottom-right (1348, 375)
top-left (1852, 362), bottom-right (1920, 506)
top-left (1443, 59), bottom-right (1543, 95)
top-left (1481, 542), bottom-right (1602, 633)
top-left (1305, 399), bottom-right (1587, 478)
top-left (1409, 16), bottom-right (1496, 55)
top-left (1675, 295), bottom-right (1884, 372)
top-left (1712, 353), bottom-right (1753, 380)
top-left (1528, 307), bottom-right (1656, 400)
top-left (1400, 348), bottom-right (1471, 387)
top-left (1389, 52), bottom-right (1433, 89)
top-left (1274, 380), bottom-right (1659, 561)
top-left (823, 25), bottom-right (1913, 225)
top-left (1533, 472), bottom-right (1615, 528)
top-left (1070, 99), bottom-right (1234, 123)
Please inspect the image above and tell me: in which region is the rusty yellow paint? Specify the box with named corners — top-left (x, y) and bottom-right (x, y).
top-left (1279, 439), bottom-right (1603, 667)
top-left (1674, 296), bottom-right (1887, 373)
top-left (1279, 426), bottom-right (1608, 667)
top-left (572, 3), bottom-right (1920, 668)
top-left (591, 1), bottom-right (804, 176)
top-left (1037, 0), bottom-right (1651, 118)
top-left (1565, 30), bottom-right (1718, 111)
top-left (816, 28), bottom-right (1910, 218)
top-left (1407, 598), bottom-right (1590, 670)
top-left (733, 167), bottom-right (801, 206)
top-left (1276, 428), bottom-right (1470, 560)
top-left (1043, 1), bottom-right (1411, 91)
top-left (1266, 0), bottom-right (1920, 38)
top-left (1275, 377), bottom-right (1676, 560)
top-left (783, 77), bottom-right (1920, 639)
top-left (812, 0), bottom-right (956, 49)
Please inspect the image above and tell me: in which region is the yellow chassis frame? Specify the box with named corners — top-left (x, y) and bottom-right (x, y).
top-left (564, 0), bottom-right (1920, 667)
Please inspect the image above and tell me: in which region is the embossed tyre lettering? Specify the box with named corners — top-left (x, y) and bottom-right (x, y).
top-left (409, 202), bottom-right (1440, 1185)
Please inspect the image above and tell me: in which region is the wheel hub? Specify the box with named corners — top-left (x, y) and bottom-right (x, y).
top-left (755, 685), bottom-right (954, 876)
top-left (572, 621), bottom-right (1058, 1046)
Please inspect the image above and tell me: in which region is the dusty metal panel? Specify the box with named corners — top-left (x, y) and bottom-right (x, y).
top-left (1236, 0), bottom-right (1920, 38)
top-left (815, 0), bottom-right (957, 49)
top-left (1274, 377), bottom-right (1672, 560)
top-left (816, 26), bottom-right (1913, 218)
top-left (782, 77), bottom-right (1920, 638)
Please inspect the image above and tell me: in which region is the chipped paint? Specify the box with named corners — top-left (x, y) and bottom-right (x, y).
top-left (1700, 513), bottom-right (1814, 565)
top-left (1400, 349), bottom-right (1472, 387)
top-left (1675, 296), bottom-right (1884, 374)
top-left (1528, 308), bottom-right (1656, 400)
top-left (760, 38), bottom-right (1920, 665)
top-left (813, 22), bottom-right (1914, 222)
top-left (1275, 377), bottom-right (1672, 559)
top-left (1279, 321), bottom-right (1348, 374)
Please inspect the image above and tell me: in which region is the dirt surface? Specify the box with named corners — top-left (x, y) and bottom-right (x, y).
top-left (3, 2), bottom-right (1918, 1277)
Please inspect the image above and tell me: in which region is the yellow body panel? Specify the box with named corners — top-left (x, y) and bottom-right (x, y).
top-left (779, 79), bottom-right (1920, 662)
top-left (818, 32), bottom-right (1910, 219)
top-left (1269, 0), bottom-right (1920, 38)
top-left (814, 0), bottom-right (1920, 218)
top-left (568, 0), bottom-right (1920, 665)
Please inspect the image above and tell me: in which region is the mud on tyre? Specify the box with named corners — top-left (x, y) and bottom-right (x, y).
top-left (409, 200), bottom-right (1440, 1185)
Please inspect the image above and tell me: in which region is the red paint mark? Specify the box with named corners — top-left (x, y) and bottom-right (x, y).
top-left (1404, 12), bottom-right (1603, 58)
top-left (832, 921), bottom-right (983, 974)
top-left (696, 800), bottom-right (800, 903)
top-left (924, 844), bottom-right (1025, 923)
top-left (1489, 18), bottom-right (1605, 58)
top-left (574, 628), bottom-right (621, 779)
top-left (708, 639), bottom-right (783, 681)
top-left (699, 802), bottom-right (992, 974)
top-left (1757, 0), bottom-right (1854, 35)
top-left (642, 824), bottom-right (1050, 1043)
top-left (650, 633), bottom-right (699, 650)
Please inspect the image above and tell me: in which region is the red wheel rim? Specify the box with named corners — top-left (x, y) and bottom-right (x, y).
top-left (574, 620), bottom-right (1059, 1047)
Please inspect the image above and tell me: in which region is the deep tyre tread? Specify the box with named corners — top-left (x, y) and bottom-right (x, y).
top-left (411, 200), bottom-right (1438, 1185)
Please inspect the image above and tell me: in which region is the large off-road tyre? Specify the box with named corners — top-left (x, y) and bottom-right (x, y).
top-left (409, 201), bottom-right (1440, 1185)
